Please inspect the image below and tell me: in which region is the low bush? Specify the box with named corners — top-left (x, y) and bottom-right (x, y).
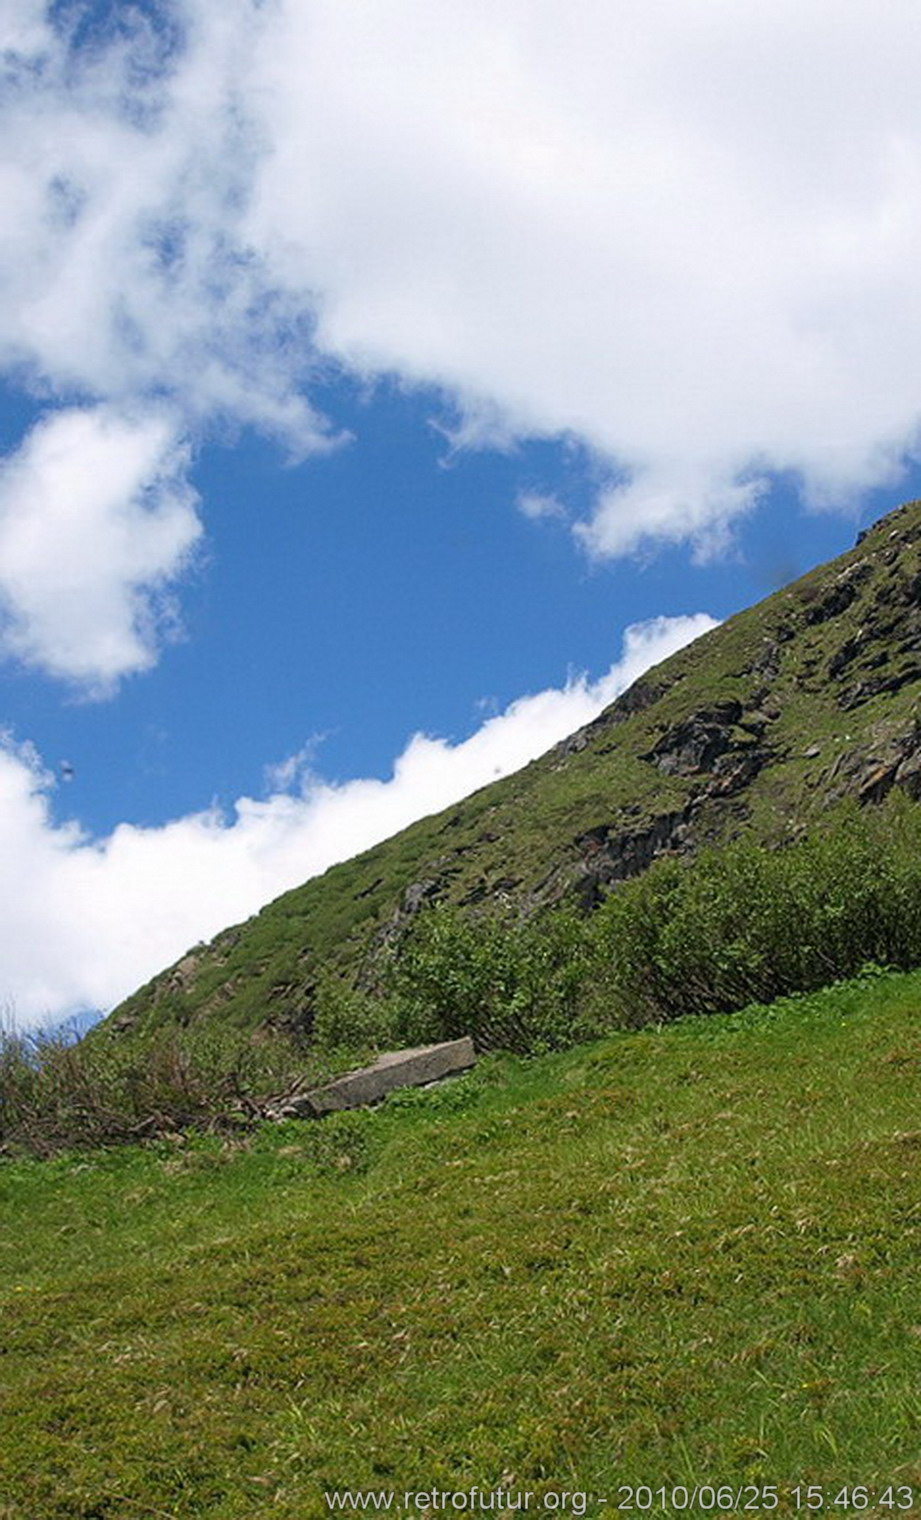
top-left (384, 902), bottom-right (597, 1053)
top-left (593, 795), bottom-right (921, 1022)
top-left (390, 794), bottom-right (921, 1042)
top-left (310, 974), bottom-right (403, 1065)
top-left (0, 1022), bottom-right (302, 1157)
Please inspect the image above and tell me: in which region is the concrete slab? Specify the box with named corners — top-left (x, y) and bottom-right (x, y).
top-left (273, 1037), bottom-right (476, 1118)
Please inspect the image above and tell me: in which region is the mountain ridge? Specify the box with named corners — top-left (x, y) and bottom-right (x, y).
top-left (106, 499), bottom-right (921, 1042)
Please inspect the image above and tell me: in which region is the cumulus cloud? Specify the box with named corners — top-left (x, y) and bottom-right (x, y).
top-left (0, 406), bottom-right (201, 689)
top-left (0, 1), bottom-right (324, 443)
top-left (0, 613), bottom-right (715, 1028)
top-left (3, 3), bottom-right (921, 680)
top-left (243, 0), bottom-right (921, 548)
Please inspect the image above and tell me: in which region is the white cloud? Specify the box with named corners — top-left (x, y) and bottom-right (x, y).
top-left (0, 613), bottom-right (715, 1028)
top-left (243, 0), bottom-right (921, 549)
top-left (0, 2), bottom-right (334, 689)
top-left (0, 2), bottom-right (325, 445)
top-left (0, 406), bottom-right (201, 690)
top-left (3, 3), bottom-right (921, 679)
top-left (517, 491), bottom-right (566, 523)
top-left (576, 469), bottom-right (768, 563)
top-left (0, 0), bottom-right (49, 54)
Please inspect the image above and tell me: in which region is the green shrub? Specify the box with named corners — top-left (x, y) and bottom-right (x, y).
top-left (310, 974), bottom-right (402, 1062)
top-left (0, 1022), bottom-right (303, 1157)
top-left (593, 795), bottom-right (921, 1022)
top-left (385, 902), bottom-right (600, 1053)
top-left (386, 794), bottom-right (921, 1046)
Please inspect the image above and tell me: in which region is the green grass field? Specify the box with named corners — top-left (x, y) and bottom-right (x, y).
top-left (3, 970), bottom-right (921, 1519)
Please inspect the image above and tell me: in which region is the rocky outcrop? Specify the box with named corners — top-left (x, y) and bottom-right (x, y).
top-left (838, 664), bottom-right (921, 711)
top-left (374, 875), bottom-right (446, 949)
top-left (819, 724), bottom-right (921, 807)
top-left (570, 699), bottom-right (784, 906)
top-left (800, 561), bottom-right (872, 625)
top-left (573, 806), bottom-right (695, 905)
top-left (819, 553), bottom-right (921, 709)
top-left (642, 701), bottom-right (774, 783)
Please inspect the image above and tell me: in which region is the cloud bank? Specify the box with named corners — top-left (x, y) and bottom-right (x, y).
top-left (0, 614), bottom-right (715, 1028)
top-left (2, 3), bottom-right (921, 682)
top-left (0, 406), bottom-right (200, 688)
top-left (246, 0), bottom-right (921, 547)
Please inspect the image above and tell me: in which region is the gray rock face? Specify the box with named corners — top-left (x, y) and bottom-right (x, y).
top-left (574, 806), bottom-right (694, 905)
top-left (272, 1037), bottom-right (476, 1119)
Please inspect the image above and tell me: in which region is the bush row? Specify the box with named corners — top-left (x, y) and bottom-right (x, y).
top-left (0, 1023), bottom-right (299, 1158)
top-left (6, 794), bottom-right (921, 1154)
top-left (364, 793), bottom-right (921, 1050)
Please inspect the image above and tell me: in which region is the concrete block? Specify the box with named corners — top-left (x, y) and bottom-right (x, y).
top-left (275, 1037), bottom-right (476, 1118)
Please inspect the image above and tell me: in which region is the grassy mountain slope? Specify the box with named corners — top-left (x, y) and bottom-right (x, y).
top-left (108, 501), bottom-right (921, 1042)
top-left (4, 969), bottom-right (921, 1516)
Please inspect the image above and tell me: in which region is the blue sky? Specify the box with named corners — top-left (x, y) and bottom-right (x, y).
top-left (4, 379), bottom-right (870, 839)
top-left (3, 0), bottom-right (921, 1026)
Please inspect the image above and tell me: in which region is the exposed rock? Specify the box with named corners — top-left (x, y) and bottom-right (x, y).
top-left (838, 664), bottom-right (921, 710)
top-left (574, 806), bottom-right (695, 905)
top-left (819, 725), bottom-right (921, 808)
top-left (550, 678), bottom-right (667, 767)
top-left (109, 1013), bottom-right (138, 1033)
top-left (828, 637), bottom-right (862, 679)
top-left (553, 725), bottom-right (591, 761)
top-left (574, 707), bottom-right (782, 903)
top-left (642, 701), bottom-right (772, 780)
top-left (868, 726), bottom-right (921, 804)
top-left (164, 952), bottom-right (203, 997)
top-left (857, 760), bottom-right (901, 805)
top-left (268, 1038), bottom-right (476, 1119)
top-left (801, 562), bottom-right (872, 625)
top-left (707, 750), bottom-right (771, 797)
top-left (401, 879), bottom-right (439, 914)
top-left (604, 676), bottom-right (668, 722)
top-left (897, 569), bottom-right (921, 607)
top-left (644, 704), bottom-right (739, 776)
top-left (895, 747), bottom-right (921, 799)
top-left (375, 876), bottom-right (446, 949)
top-left (749, 639), bottom-right (783, 681)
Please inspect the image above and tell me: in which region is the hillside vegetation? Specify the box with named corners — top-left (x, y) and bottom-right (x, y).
top-left (2, 969), bottom-right (920, 1517)
top-left (7, 791), bottom-right (921, 1156)
top-left (106, 500), bottom-right (921, 1046)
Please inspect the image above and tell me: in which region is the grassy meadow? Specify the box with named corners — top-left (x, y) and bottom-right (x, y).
top-left (2, 968), bottom-right (921, 1518)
